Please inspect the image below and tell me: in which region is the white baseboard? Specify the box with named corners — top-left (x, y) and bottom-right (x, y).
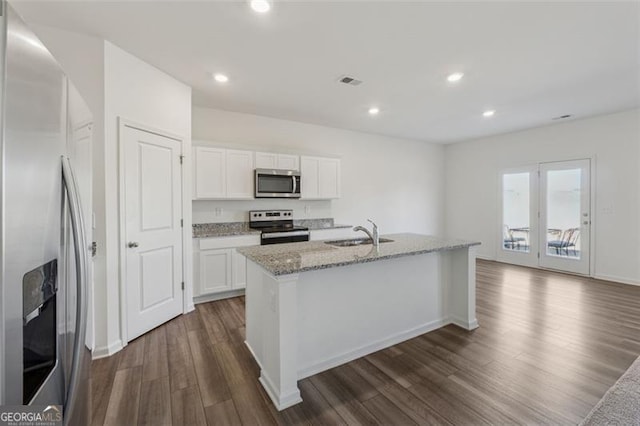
top-left (259, 372), bottom-right (302, 411)
top-left (193, 289), bottom-right (245, 305)
top-left (594, 274), bottom-right (640, 287)
top-left (296, 318), bottom-right (447, 380)
top-left (449, 315), bottom-right (479, 330)
top-left (92, 339), bottom-right (123, 360)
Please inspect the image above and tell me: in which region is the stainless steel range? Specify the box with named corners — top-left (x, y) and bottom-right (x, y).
top-left (249, 210), bottom-right (310, 245)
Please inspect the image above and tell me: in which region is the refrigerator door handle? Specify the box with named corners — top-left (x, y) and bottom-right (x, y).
top-left (61, 156), bottom-right (88, 423)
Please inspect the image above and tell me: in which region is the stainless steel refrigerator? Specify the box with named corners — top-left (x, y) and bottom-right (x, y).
top-left (0, 2), bottom-right (92, 425)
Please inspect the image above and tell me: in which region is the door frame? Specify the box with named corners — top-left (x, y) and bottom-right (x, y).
top-left (539, 159), bottom-right (592, 275)
top-left (496, 156), bottom-right (597, 278)
top-left (117, 118), bottom-right (192, 346)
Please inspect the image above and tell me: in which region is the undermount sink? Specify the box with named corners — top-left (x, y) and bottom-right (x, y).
top-left (325, 237), bottom-right (394, 247)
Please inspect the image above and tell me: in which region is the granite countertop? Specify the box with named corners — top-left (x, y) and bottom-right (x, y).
top-left (237, 233), bottom-right (481, 276)
top-left (193, 222), bottom-right (261, 238)
top-left (193, 218), bottom-right (352, 238)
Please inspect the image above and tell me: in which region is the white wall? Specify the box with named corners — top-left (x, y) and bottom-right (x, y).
top-left (192, 108), bottom-right (445, 235)
top-left (445, 108), bottom-right (640, 285)
top-left (103, 42), bottom-right (192, 352)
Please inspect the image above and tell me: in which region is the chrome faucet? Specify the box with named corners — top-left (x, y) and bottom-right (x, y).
top-left (353, 219), bottom-right (379, 247)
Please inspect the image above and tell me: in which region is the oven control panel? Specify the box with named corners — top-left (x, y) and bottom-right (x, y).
top-left (250, 210), bottom-right (293, 222)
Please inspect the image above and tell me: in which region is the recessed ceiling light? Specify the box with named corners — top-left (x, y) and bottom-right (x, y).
top-left (447, 72), bottom-right (464, 83)
top-left (483, 110), bottom-right (496, 117)
top-left (368, 107), bottom-right (380, 115)
top-left (213, 73), bottom-right (229, 83)
top-left (250, 0), bottom-right (271, 13)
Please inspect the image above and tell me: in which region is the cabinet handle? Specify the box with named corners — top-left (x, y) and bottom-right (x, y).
top-left (128, 242), bottom-right (139, 248)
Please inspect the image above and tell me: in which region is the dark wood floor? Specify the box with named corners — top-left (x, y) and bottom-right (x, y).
top-left (91, 260), bottom-right (640, 425)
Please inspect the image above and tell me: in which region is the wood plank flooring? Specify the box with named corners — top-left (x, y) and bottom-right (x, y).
top-left (92, 260), bottom-right (640, 425)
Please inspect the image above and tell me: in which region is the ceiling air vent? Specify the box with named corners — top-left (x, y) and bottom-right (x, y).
top-left (337, 75), bottom-right (363, 86)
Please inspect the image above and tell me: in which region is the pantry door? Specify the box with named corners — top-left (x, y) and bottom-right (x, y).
top-left (539, 159), bottom-right (591, 275)
top-left (122, 124), bottom-right (184, 341)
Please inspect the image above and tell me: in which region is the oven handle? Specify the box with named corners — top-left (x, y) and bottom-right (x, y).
top-left (62, 156), bottom-right (88, 423)
top-left (262, 230), bottom-right (310, 239)
top-left (292, 175), bottom-right (297, 194)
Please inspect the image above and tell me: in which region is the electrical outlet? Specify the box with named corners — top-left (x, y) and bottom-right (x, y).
top-left (304, 205), bottom-right (311, 214)
top-left (215, 207), bottom-right (223, 217)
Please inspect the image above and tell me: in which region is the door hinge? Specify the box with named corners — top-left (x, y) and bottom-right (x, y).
top-left (90, 241), bottom-right (97, 257)
top-left (181, 282), bottom-right (185, 291)
top-left (181, 219), bottom-right (184, 227)
top-left (537, 252), bottom-right (540, 258)
top-left (180, 155), bottom-right (184, 164)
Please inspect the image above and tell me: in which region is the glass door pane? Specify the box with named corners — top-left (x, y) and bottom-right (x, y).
top-left (502, 173), bottom-right (530, 253)
top-left (539, 159), bottom-right (590, 275)
top-left (545, 169), bottom-right (581, 259)
top-left (498, 166), bottom-right (539, 268)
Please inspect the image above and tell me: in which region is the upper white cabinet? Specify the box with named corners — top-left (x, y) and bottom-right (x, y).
top-left (225, 149), bottom-right (254, 199)
top-left (193, 147), bottom-right (226, 199)
top-left (193, 145), bottom-right (340, 200)
top-left (301, 156), bottom-right (341, 199)
top-left (192, 146), bottom-right (253, 200)
top-left (255, 152), bottom-right (300, 171)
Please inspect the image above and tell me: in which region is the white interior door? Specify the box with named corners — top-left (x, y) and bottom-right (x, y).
top-left (123, 125), bottom-right (183, 341)
top-left (539, 159), bottom-right (591, 275)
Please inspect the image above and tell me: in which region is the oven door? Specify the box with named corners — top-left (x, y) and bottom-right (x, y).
top-left (255, 169), bottom-right (301, 198)
top-left (261, 230), bottom-right (310, 245)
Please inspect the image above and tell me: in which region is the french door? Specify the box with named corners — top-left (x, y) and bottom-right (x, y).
top-left (499, 159), bottom-right (591, 275)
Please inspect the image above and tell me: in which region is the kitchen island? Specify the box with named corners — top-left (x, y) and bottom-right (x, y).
top-left (238, 233), bottom-right (480, 410)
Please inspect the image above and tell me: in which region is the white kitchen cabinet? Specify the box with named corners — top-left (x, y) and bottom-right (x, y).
top-left (193, 146), bottom-right (226, 199)
top-left (255, 152), bottom-right (300, 171)
top-left (193, 234), bottom-right (260, 300)
top-left (192, 147), bottom-right (253, 200)
top-left (276, 154), bottom-right (299, 171)
top-left (199, 249), bottom-right (232, 294)
top-left (225, 149), bottom-right (254, 199)
top-left (301, 156), bottom-right (341, 199)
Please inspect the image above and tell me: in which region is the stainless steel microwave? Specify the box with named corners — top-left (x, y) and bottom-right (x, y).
top-left (255, 169), bottom-right (301, 198)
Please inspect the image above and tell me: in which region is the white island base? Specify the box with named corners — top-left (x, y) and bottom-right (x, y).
top-left (244, 243), bottom-right (478, 411)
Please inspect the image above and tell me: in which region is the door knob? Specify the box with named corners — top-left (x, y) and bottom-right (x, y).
top-left (128, 242), bottom-right (139, 248)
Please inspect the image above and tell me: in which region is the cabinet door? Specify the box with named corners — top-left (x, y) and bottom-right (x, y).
top-left (226, 149), bottom-right (254, 199)
top-left (319, 158), bottom-right (341, 199)
top-left (232, 250), bottom-right (247, 289)
top-left (277, 154), bottom-right (299, 171)
top-left (255, 152), bottom-right (277, 169)
top-left (199, 249), bottom-right (232, 294)
top-left (300, 156), bottom-right (320, 199)
top-left (194, 147), bottom-right (226, 199)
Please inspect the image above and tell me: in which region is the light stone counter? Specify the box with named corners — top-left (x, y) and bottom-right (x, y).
top-left (238, 233), bottom-right (480, 276)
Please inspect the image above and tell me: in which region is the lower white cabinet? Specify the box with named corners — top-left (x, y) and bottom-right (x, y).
top-left (193, 234), bottom-right (260, 298)
top-left (199, 249), bottom-right (232, 294)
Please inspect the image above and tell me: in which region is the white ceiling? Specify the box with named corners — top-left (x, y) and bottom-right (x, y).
top-left (12, 1), bottom-right (640, 143)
